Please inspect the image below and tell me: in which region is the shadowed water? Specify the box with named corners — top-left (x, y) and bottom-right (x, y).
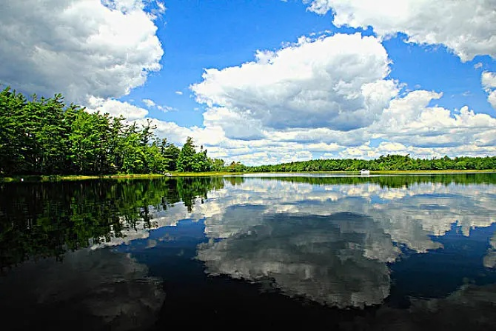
top-left (1, 173), bottom-right (496, 330)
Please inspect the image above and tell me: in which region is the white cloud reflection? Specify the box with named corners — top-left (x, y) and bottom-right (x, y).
top-left (198, 212), bottom-right (395, 308)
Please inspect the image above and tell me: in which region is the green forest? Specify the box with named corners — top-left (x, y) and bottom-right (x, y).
top-left (248, 154), bottom-right (496, 172)
top-left (0, 87), bottom-right (230, 176)
top-left (1, 87), bottom-right (495, 177)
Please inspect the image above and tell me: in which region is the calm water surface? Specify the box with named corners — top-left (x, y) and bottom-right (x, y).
top-left (1, 174), bottom-right (496, 330)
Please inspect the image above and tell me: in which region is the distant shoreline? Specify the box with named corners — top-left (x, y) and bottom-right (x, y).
top-left (1, 169), bottom-right (495, 182)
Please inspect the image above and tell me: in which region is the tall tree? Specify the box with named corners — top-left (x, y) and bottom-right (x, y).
top-left (160, 139), bottom-right (180, 171)
top-left (176, 137), bottom-right (197, 172)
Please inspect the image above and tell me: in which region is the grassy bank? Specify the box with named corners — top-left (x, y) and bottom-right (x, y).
top-left (0, 172), bottom-right (244, 182)
top-left (0, 174), bottom-right (167, 182)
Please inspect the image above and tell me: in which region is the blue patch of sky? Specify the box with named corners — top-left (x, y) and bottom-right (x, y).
top-left (369, 138), bottom-right (386, 148)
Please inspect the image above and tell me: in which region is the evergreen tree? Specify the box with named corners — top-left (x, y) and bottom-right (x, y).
top-left (176, 137), bottom-right (197, 172)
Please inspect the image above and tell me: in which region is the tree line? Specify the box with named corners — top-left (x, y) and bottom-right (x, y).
top-left (248, 154), bottom-right (496, 172)
top-left (0, 87), bottom-right (231, 176)
top-left (257, 173), bottom-right (496, 188)
top-left (1, 87), bottom-right (494, 176)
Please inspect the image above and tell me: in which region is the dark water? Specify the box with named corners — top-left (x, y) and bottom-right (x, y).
top-left (1, 173), bottom-right (496, 330)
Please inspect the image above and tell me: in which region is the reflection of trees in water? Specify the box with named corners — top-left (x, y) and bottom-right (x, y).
top-left (226, 176), bottom-right (245, 187)
top-left (0, 248), bottom-right (165, 331)
top-left (198, 212), bottom-right (398, 308)
top-left (0, 177), bottom-right (226, 269)
top-left (175, 177), bottom-right (226, 212)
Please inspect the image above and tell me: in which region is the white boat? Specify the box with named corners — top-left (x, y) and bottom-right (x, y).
top-left (360, 169), bottom-right (370, 175)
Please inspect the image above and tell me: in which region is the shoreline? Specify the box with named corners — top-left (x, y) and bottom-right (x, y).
top-left (0, 174), bottom-right (166, 182)
top-left (1, 169), bottom-right (495, 182)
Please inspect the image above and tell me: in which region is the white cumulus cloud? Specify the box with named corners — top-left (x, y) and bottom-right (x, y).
top-left (187, 31), bottom-right (496, 164)
top-left (142, 98), bottom-right (173, 112)
top-left (304, 0), bottom-right (496, 61)
top-left (142, 98), bottom-right (157, 108)
top-left (0, 0), bottom-right (163, 103)
top-left (482, 71), bottom-right (496, 109)
top-left (482, 72), bottom-right (496, 91)
top-left (87, 97), bottom-right (148, 120)
top-left (192, 33), bottom-right (398, 135)
top-left (373, 90), bottom-right (496, 148)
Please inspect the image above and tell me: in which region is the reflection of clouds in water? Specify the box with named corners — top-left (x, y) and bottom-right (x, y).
top-left (89, 178), bottom-right (496, 263)
top-left (201, 180), bottom-right (496, 253)
top-left (91, 198), bottom-right (205, 249)
top-left (367, 188), bottom-right (496, 252)
top-left (376, 192), bottom-right (495, 237)
top-left (203, 205), bottom-right (266, 239)
top-left (88, 178), bottom-right (496, 275)
top-left (0, 249), bottom-right (165, 330)
top-left (483, 232), bottom-right (496, 268)
top-left (346, 284), bottom-right (496, 331)
top-left (193, 178), bottom-right (496, 309)
top-left (91, 186), bottom-right (235, 248)
top-left (198, 212), bottom-right (398, 308)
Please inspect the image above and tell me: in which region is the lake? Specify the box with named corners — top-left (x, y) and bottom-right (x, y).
top-left (1, 173), bottom-right (496, 330)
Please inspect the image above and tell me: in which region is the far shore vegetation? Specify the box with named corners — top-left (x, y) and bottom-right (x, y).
top-left (1, 87), bottom-right (495, 181)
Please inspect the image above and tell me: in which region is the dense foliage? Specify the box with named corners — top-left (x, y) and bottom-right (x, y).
top-left (248, 154), bottom-right (496, 172)
top-left (0, 87), bottom-right (229, 176)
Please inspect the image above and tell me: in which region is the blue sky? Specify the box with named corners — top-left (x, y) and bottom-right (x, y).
top-left (1, 0), bottom-right (495, 165)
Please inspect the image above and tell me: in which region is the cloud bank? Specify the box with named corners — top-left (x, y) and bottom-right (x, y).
top-left (192, 34), bottom-right (397, 133)
top-left (186, 33), bottom-right (496, 164)
top-left (304, 0), bottom-right (496, 61)
top-left (0, 0), bottom-right (164, 119)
